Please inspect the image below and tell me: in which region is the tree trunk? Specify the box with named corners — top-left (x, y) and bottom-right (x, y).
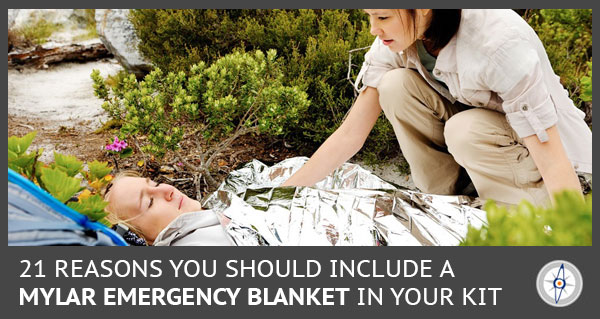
top-left (8, 43), bottom-right (112, 68)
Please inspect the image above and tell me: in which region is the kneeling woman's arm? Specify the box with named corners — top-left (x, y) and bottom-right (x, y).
top-left (523, 125), bottom-right (583, 202)
top-left (282, 87), bottom-right (382, 187)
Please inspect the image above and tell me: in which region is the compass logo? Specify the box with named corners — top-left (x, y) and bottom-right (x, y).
top-left (536, 260), bottom-right (583, 307)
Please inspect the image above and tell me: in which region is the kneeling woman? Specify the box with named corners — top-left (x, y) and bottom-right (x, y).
top-left (283, 9), bottom-right (591, 205)
top-left (103, 172), bottom-right (232, 246)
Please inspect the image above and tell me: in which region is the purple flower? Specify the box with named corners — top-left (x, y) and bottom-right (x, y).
top-left (105, 137), bottom-right (128, 152)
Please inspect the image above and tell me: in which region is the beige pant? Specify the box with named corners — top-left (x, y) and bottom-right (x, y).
top-left (377, 68), bottom-right (549, 206)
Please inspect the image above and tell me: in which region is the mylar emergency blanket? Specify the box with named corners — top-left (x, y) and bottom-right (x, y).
top-left (204, 157), bottom-right (487, 246)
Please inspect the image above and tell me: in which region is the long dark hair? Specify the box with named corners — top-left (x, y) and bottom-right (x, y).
top-left (423, 9), bottom-right (462, 52)
top-left (402, 9), bottom-right (462, 52)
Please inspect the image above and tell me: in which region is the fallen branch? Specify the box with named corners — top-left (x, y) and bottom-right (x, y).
top-left (175, 154), bottom-right (219, 189)
top-left (8, 42), bottom-right (112, 68)
top-left (17, 123), bottom-right (35, 130)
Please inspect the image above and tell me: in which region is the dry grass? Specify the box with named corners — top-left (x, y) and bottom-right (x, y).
top-left (13, 17), bottom-right (63, 45)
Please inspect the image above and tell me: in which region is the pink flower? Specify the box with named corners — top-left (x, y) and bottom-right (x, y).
top-left (105, 137), bottom-right (128, 152)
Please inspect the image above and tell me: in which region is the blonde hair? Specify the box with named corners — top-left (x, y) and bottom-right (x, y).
top-left (101, 170), bottom-right (147, 243)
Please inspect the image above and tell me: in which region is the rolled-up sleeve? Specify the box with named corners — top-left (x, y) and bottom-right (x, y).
top-left (354, 37), bottom-right (404, 93)
top-left (483, 38), bottom-right (558, 142)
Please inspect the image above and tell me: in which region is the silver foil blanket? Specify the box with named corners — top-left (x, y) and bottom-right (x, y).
top-left (203, 157), bottom-right (487, 246)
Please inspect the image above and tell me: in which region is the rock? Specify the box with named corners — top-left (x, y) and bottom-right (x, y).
top-left (9, 9), bottom-right (98, 49)
top-left (159, 166), bottom-right (175, 174)
top-left (8, 9), bottom-right (20, 29)
top-left (12, 9), bottom-right (84, 30)
top-left (66, 10), bottom-right (91, 28)
top-left (95, 9), bottom-right (152, 78)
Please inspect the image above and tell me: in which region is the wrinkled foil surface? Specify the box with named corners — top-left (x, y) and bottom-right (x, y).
top-left (204, 157), bottom-right (487, 246)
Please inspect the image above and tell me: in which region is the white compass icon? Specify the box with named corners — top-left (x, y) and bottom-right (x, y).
top-left (536, 260), bottom-right (583, 307)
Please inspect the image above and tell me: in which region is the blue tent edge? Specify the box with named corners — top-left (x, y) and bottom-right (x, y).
top-left (8, 168), bottom-right (128, 246)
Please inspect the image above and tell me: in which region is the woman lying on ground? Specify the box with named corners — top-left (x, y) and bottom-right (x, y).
top-left (102, 172), bottom-right (232, 246)
top-left (282, 9), bottom-right (591, 206)
top-left (101, 164), bottom-right (487, 247)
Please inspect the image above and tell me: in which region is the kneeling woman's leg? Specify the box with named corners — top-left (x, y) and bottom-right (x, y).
top-left (377, 68), bottom-right (469, 195)
top-left (444, 108), bottom-right (549, 205)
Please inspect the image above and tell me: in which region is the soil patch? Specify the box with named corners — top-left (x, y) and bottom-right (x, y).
top-left (8, 114), bottom-right (113, 163)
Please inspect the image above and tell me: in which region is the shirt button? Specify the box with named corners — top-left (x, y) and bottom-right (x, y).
top-left (522, 104), bottom-right (529, 111)
top-left (433, 69), bottom-right (441, 76)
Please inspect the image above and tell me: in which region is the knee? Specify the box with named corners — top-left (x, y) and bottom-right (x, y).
top-left (377, 69), bottom-right (420, 112)
top-left (444, 110), bottom-right (480, 161)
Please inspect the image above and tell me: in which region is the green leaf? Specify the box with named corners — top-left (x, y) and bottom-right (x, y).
top-left (580, 61), bottom-right (592, 102)
top-left (8, 152), bottom-right (38, 177)
top-left (87, 160), bottom-right (113, 181)
top-left (53, 152), bottom-right (84, 177)
top-left (8, 131), bottom-right (37, 156)
top-left (8, 149), bottom-right (18, 161)
top-left (40, 167), bottom-right (85, 203)
top-left (33, 160), bottom-right (46, 188)
top-left (67, 194), bottom-right (109, 222)
top-left (119, 147), bottom-right (134, 159)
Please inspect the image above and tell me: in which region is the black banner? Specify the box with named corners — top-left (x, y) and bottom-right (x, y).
top-left (6, 247), bottom-right (594, 317)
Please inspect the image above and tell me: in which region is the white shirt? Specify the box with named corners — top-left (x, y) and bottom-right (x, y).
top-left (355, 9), bottom-right (591, 174)
top-left (153, 210), bottom-right (233, 246)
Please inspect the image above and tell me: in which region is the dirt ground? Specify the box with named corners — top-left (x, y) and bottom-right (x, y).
top-left (8, 114), bottom-right (112, 163)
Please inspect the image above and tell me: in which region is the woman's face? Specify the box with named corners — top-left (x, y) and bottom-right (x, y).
top-left (105, 177), bottom-right (203, 243)
top-left (365, 9), bottom-right (431, 53)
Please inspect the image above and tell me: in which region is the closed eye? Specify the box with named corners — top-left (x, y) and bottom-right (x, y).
top-left (378, 17), bottom-right (388, 20)
top-left (147, 181), bottom-right (161, 209)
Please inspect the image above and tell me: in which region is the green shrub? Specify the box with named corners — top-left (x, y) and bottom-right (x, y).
top-left (461, 191), bottom-right (592, 246)
top-left (526, 9), bottom-right (592, 110)
top-left (92, 49), bottom-right (310, 186)
top-left (580, 61), bottom-right (592, 102)
top-left (129, 9), bottom-right (396, 158)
